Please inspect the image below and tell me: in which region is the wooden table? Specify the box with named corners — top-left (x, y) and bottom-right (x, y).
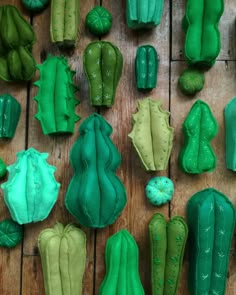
top-left (1, 0), bottom-right (236, 294)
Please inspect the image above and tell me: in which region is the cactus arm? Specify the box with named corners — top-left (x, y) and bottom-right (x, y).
top-left (64, 0), bottom-right (79, 47)
top-left (50, 0), bottom-right (65, 44)
top-left (147, 46), bottom-right (158, 89)
top-left (135, 46), bottom-right (148, 89)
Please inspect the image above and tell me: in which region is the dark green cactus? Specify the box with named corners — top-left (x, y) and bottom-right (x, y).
top-left (65, 113), bottom-right (127, 228)
top-left (83, 41), bottom-right (123, 107)
top-left (34, 55), bottom-right (80, 135)
top-left (187, 188), bottom-right (235, 295)
top-left (135, 45), bottom-right (159, 90)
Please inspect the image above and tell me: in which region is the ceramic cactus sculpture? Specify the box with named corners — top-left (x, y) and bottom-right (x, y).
top-left (187, 188), bottom-right (235, 295)
top-left (1, 148), bottom-right (60, 224)
top-left (183, 0), bottom-right (224, 67)
top-left (38, 223), bottom-right (86, 295)
top-left (129, 98), bottom-right (174, 171)
top-left (34, 55), bottom-right (80, 135)
top-left (179, 100), bottom-right (218, 174)
top-left (0, 5), bottom-right (36, 81)
top-left (178, 69), bottom-right (205, 96)
top-left (50, 0), bottom-right (80, 48)
top-left (99, 230), bottom-right (145, 295)
top-left (149, 213), bottom-right (188, 295)
top-left (22, 0), bottom-right (49, 12)
top-left (65, 113), bottom-right (127, 228)
top-left (86, 6), bottom-right (112, 36)
top-left (0, 219), bottom-right (23, 248)
top-left (224, 97), bottom-right (236, 171)
top-left (0, 94), bottom-right (21, 139)
top-left (126, 0), bottom-right (164, 29)
top-left (135, 45), bottom-right (159, 90)
top-left (83, 41), bottom-right (123, 107)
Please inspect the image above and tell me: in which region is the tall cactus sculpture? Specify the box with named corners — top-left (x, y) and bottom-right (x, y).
top-left (65, 113), bottom-right (127, 228)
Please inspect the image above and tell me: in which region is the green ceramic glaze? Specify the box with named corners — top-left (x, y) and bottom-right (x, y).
top-left (0, 158), bottom-right (7, 178)
top-left (183, 0), bottom-right (224, 67)
top-left (83, 41), bottom-right (123, 107)
top-left (99, 230), bottom-right (145, 294)
top-left (1, 148), bottom-right (60, 224)
top-left (34, 55), bottom-right (80, 135)
top-left (86, 6), bottom-right (112, 36)
top-left (38, 223), bottom-right (86, 295)
top-left (187, 188), bottom-right (235, 295)
top-left (0, 219), bottom-right (23, 248)
top-left (65, 114), bottom-right (127, 228)
top-left (179, 100), bottom-right (218, 174)
top-left (22, 0), bottom-right (49, 12)
top-left (178, 68), bottom-right (205, 96)
top-left (129, 98), bottom-right (174, 171)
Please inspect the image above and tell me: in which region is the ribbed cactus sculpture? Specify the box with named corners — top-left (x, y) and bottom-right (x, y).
top-left (65, 113), bottom-right (127, 228)
top-left (83, 41), bottom-right (123, 107)
top-left (34, 55), bottom-right (80, 135)
top-left (187, 188), bottom-right (235, 295)
top-left (99, 230), bottom-right (145, 295)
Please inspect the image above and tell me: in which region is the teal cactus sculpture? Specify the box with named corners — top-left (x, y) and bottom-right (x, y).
top-left (65, 114), bottom-right (127, 228)
top-left (178, 68), bottom-right (205, 96)
top-left (0, 219), bottom-right (23, 248)
top-left (83, 41), bottom-right (123, 107)
top-left (99, 230), bottom-right (145, 295)
top-left (0, 94), bottom-right (21, 139)
top-left (126, 0), bottom-right (164, 29)
top-left (187, 188), bottom-right (235, 295)
top-left (86, 6), bottom-right (112, 36)
top-left (149, 213), bottom-right (188, 295)
top-left (129, 98), bottom-right (174, 171)
top-left (179, 100), bottom-right (218, 174)
top-left (34, 55), bottom-right (80, 135)
top-left (22, 0), bottom-right (49, 13)
top-left (135, 45), bottom-right (159, 91)
top-left (183, 0), bottom-right (224, 67)
top-left (1, 148), bottom-right (60, 224)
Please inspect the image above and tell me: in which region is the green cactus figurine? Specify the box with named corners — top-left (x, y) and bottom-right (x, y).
top-left (178, 68), bottom-right (205, 96)
top-left (99, 230), bottom-right (145, 295)
top-left (187, 188), bottom-right (235, 295)
top-left (34, 55), bottom-right (80, 135)
top-left (22, 0), bottom-right (49, 13)
top-left (129, 98), bottom-right (174, 171)
top-left (83, 41), bottom-right (123, 107)
top-left (65, 113), bottom-right (127, 228)
top-left (135, 45), bottom-right (159, 91)
top-left (179, 100), bottom-right (218, 174)
top-left (0, 219), bottom-right (23, 248)
top-left (86, 6), bottom-right (112, 36)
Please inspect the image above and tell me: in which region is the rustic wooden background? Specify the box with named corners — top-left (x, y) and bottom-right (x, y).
top-left (0, 0), bottom-right (236, 294)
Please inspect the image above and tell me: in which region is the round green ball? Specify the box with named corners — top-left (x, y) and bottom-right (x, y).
top-left (178, 68), bottom-right (205, 96)
top-left (22, 0), bottom-right (49, 13)
top-left (86, 6), bottom-right (112, 36)
top-left (145, 176), bottom-right (174, 206)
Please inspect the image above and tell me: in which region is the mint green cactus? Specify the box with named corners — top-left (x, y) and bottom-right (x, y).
top-left (34, 55), bottom-right (80, 135)
top-left (99, 230), bottom-right (145, 294)
top-left (83, 41), bottom-right (123, 107)
top-left (187, 188), bottom-right (235, 295)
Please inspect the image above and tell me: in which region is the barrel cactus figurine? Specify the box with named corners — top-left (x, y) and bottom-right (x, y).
top-left (38, 223), bottom-right (86, 295)
top-left (1, 148), bottom-right (60, 224)
top-left (129, 98), bottom-right (174, 171)
top-left (183, 0), bottom-right (224, 67)
top-left (0, 219), bottom-right (23, 248)
top-left (135, 45), bottom-right (159, 91)
top-left (34, 55), bottom-right (80, 135)
top-left (86, 6), bottom-right (112, 36)
top-left (22, 0), bottom-right (49, 13)
top-left (126, 0), bottom-right (164, 29)
top-left (50, 0), bottom-right (80, 48)
top-left (179, 100), bottom-right (218, 174)
top-left (83, 41), bottom-right (123, 107)
top-left (99, 230), bottom-right (145, 295)
top-left (65, 113), bottom-right (127, 228)
top-left (0, 94), bottom-right (21, 139)
top-left (187, 188), bottom-right (235, 295)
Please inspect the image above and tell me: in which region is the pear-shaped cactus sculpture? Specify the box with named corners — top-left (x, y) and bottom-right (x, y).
top-left (34, 55), bottom-right (80, 135)
top-left (65, 113), bottom-right (127, 228)
top-left (1, 148), bottom-right (60, 224)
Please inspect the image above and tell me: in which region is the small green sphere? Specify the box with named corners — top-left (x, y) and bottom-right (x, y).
top-left (86, 6), bottom-right (112, 36)
top-left (178, 68), bottom-right (205, 96)
top-left (22, 0), bottom-right (49, 13)
top-left (0, 158), bottom-right (7, 178)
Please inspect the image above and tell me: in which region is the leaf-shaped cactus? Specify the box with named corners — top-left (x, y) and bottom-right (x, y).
top-left (135, 45), bottom-right (159, 91)
top-left (34, 55), bottom-right (80, 135)
top-left (126, 0), bottom-right (164, 29)
top-left (99, 229), bottom-right (145, 295)
top-left (38, 223), bottom-right (86, 295)
top-left (0, 219), bottom-right (23, 248)
top-left (65, 113), bottom-right (127, 228)
top-left (1, 148), bottom-right (60, 224)
top-left (83, 41), bottom-right (123, 107)
top-left (129, 98), bottom-right (174, 171)
top-left (187, 188), bottom-right (235, 295)
top-left (179, 100), bottom-right (218, 174)
top-left (183, 0), bottom-right (224, 67)
top-left (0, 94), bottom-right (21, 139)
